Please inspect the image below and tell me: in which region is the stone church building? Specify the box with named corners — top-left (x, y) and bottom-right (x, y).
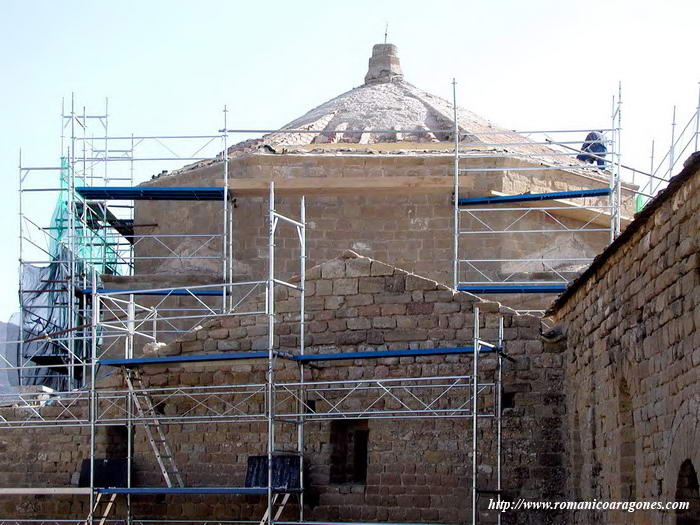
top-left (1, 44), bottom-right (698, 525)
top-left (109, 43), bottom-right (635, 315)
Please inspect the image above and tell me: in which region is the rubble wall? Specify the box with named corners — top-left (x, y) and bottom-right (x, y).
top-left (550, 159), bottom-right (700, 524)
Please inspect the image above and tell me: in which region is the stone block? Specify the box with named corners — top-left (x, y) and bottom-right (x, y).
top-left (346, 257), bottom-right (372, 277)
top-left (217, 340), bottom-right (241, 351)
top-left (347, 317), bottom-right (371, 330)
top-left (405, 274), bottom-right (438, 291)
top-left (321, 259), bottom-right (346, 278)
top-left (333, 278), bottom-right (359, 295)
top-left (359, 277), bottom-right (385, 294)
top-left (208, 328), bottom-right (229, 340)
top-left (316, 279), bottom-right (333, 296)
top-left (371, 260), bottom-right (395, 276)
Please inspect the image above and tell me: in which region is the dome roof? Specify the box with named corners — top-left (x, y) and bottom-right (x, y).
top-left (227, 44), bottom-right (564, 161)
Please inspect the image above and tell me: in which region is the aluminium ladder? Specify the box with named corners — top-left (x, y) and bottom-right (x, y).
top-left (125, 369), bottom-right (185, 488)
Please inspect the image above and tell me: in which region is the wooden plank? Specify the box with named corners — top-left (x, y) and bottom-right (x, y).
top-left (0, 487), bottom-right (92, 495)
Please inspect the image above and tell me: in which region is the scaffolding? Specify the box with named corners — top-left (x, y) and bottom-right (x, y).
top-left (5, 160), bottom-right (509, 525)
top-left (451, 81), bottom-right (624, 313)
top-left (15, 95), bottom-right (232, 390)
top-left (6, 80), bottom-right (697, 524)
top-left (633, 83), bottom-right (700, 204)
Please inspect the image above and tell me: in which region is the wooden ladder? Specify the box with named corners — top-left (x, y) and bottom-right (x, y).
top-left (85, 492), bottom-right (117, 525)
top-left (259, 492), bottom-right (291, 525)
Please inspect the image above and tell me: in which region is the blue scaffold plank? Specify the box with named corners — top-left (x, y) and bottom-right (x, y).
top-left (76, 186), bottom-right (227, 201)
top-left (293, 346), bottom-right (488, 362)
top-left (458, 285), bottom-right (567, 294)
top-left (95, 487), bottom-right (269, 495)
top-left (458, 188), bottom-right (611, 206)
top-left (278, 523), bottom-right (443, 525)
top-left (80, 288), bottom-right (224, 297)
top-left (99, 352), bottom-right (269, 367)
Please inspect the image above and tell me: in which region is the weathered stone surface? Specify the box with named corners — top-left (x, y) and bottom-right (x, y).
top-left (2, 251), bottom-right (565, 525)
top-left (551, 162), bottom-right (700, 524)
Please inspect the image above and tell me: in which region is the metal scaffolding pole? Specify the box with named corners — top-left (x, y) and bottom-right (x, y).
top-left (452, 78), bottom-right (459, 290)
top-left (266, 182), bottom-right (276, 525)
top-left (496, 317), bottom-right (504, 525)
top-left (471, 307), bottom-right (480, 524)
top-left (297, 195), bottom-right (306, 522)
top-left (17, 150), bottom-right (24, 388)
top-left (223, 105), bottom-right (230, 311)
top-left (88, 270), bottom-right (98, 525)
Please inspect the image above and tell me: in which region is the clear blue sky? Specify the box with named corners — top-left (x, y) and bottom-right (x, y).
top-left (1, 0), bottom-right (698, 320)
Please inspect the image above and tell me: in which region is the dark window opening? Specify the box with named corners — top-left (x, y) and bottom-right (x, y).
top-left (305, 399), bottom-right (317, 414)
top-left (329, 420), bottom-right (369, 485)
top-left (676, 459), bottom-right (700, 525)
top-left (103, 425), bottom-right (129, 458)
top-left (78, 426), bottom-right (129, 488)
top-left (501, 390), bottom-right (516, 411)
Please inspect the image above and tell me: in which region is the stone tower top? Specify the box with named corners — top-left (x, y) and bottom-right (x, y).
top-left (364, 43), bottom-right (404, 85)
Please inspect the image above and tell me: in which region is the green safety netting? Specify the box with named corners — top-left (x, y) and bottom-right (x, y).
top-left (18, 159), bottom-right (131, 389)
top-left (48, 158), bottom-right (130, 276)
top-left (635, 194), bottom-right (647, 213)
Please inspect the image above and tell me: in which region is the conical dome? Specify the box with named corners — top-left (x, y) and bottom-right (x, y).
top-left (227, 43), bottom-right (563, 163)
top-left (253, 43), bottom-right (500, 148)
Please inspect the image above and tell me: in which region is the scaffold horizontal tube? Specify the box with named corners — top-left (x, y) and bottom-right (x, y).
top-left (458, 285), bottom-right (567, 294)
top-left (95, 487), bottom-right (274, 495)
top-left (81, 288), bottom-right (225, 296)
top-left (0, 488), bottom-right (91, 495)
top-left (458, 188), bottom-right (611, 205)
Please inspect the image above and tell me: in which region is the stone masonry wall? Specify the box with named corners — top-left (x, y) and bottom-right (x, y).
top-left (550, 159), bottom-right (700, 524)
top-left (127, 151), bottom-right (626, 317)
top-left (1, 253), bottom-right (568, 524)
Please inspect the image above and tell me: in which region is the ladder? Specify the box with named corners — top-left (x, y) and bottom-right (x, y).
top-left (259, 492), bottom-right (291, 525)
top-left (85, 492), bottom-right (117, 525)
top-left (125, 369), bottom-right (185, 488)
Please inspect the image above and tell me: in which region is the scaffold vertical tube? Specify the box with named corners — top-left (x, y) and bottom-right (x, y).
top-left (472, 306), bottom-right (479, 524)
top-left (222, 105), bottom-right (229, 311)
top-left (452, 79), bottom-right (459, 290)
top-left (68, 93), bottom-right (77, 391)
top-left (695, 82), bottom-right (700, 152)
top-left (298, 194), bottom-right (306, 521)
top-left (267, 182), bottom-right (275, 525)
top-left (127, 368), bottom-right (133, 525)
top-left (17, 150), bottom-right (24, 386)
top-left (670, 105), bottom-right (676, 179)
top-left (497, 317), bottom-right (504, 525)
top-left (615, 82), bottom-right (622, 237)
top-left (127, 294), bottom-right (135, 359)
top-left (89, 269), bottom-right (98, 525)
